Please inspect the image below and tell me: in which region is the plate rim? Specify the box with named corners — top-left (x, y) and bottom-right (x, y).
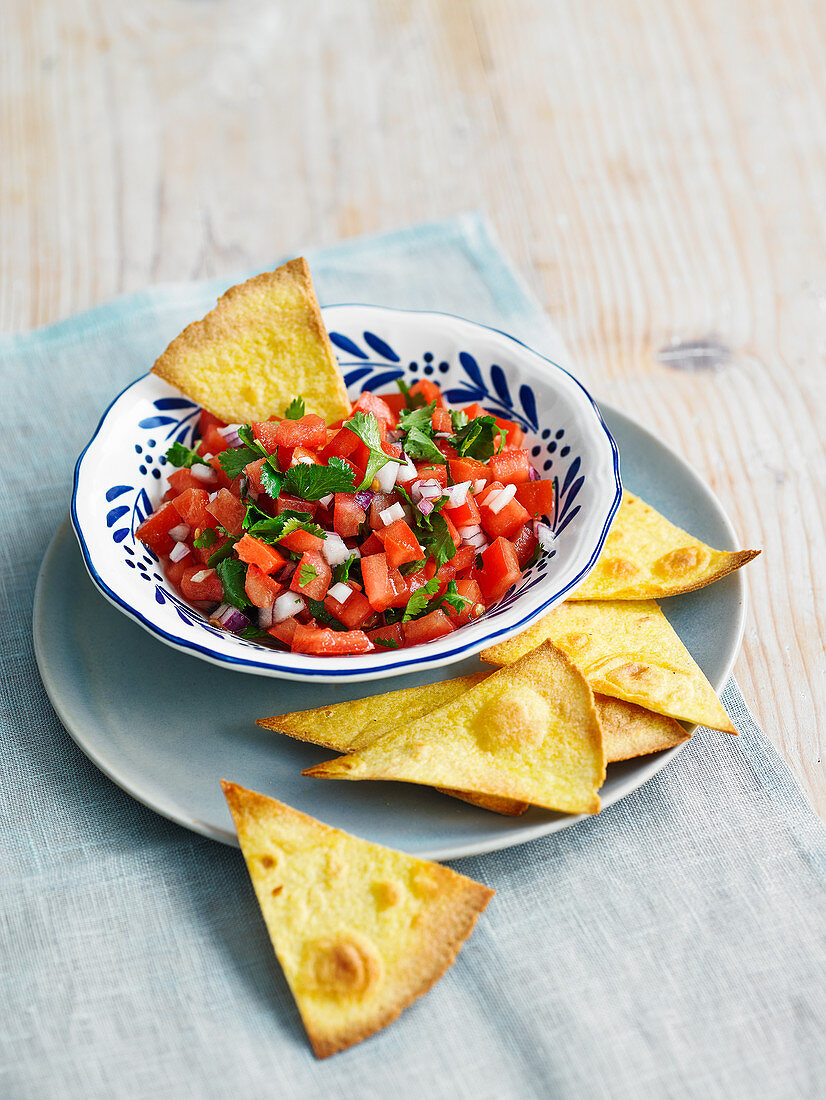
top-left (70, 303), bottom-right (623, 683)
top-left (38, 397), bottom-right (748, 861)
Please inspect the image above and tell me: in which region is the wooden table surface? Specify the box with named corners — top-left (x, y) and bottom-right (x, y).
top-left (3, 2), bottom-right (823, 814)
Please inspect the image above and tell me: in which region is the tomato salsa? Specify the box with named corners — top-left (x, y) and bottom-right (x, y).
top-left (135, 382), bottom-right (556, 656)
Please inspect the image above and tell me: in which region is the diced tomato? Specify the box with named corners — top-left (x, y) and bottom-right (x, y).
top-left (377, 391), bottom-right (407, 418)
top-left (136, 501), bottom-right (187, 556)
top-left (451, 545), bottom-right (476, 574)
top-left (320, 425), bottom-right (365, 468)
top-left (251, 421), bottom-right (280, 454)
top-left (404, 565), bottom-right (430, 594)
top-left (206, 455), bottom-right (233, 491)
top-left (431, 406), bottom-right (452, 433)
top-left (435, 439), bottom-right (458, 461)
top-left (369, 492), bottom-right (399, 530)
top-left (268, 619), bottom-right (298, 647)
top-left (164, 554), bottom-right (189, 590)
top-left (180, 565), bottom-right (223, 603)
top-left (445, 493), bottom-right (481, 530)
top-left (480, 496), bottom-right (530, 539)
top-left (490, 449), bottom-right (531, 484)
top-left (272, 415), bottom-right (327, 450)
top-left (388, 568), bottom-right (411, 608)
top-left (325, 585), bottom-right (373, 630)
top-left (279, 528), bottom-right (324, 555)
top-left (167, 468), bottom-right (206, 495)
top-left (515, 480), bottom-right (556, 521)
top-left (198, 409), bottom-right (226, 437)
top-left (289, 446), bottom-right (321, 467)
top-left (244, 457), bottom-right (267, 495)
top-left (477, 537), bottom-right (521, 603)
top-left (244, 564), bottom-right (282, 608)
top-left (449, 457), bottom-right (489, 485)
top-left (290, 549), bottom-right (331, 601)
top-left (403, 609), bottom-right (455, 646)
top-left (193, 533), bottom-right (228, 565)
top-left (275, 493), bottom-right (318, 518)
top-left (446, 578), bottom-right (485, 626)
top-left (376, 519), bottom-right (424, 568)
top-left (235, 533), bottom-right (287, 575)
top-left (206, 488), bottom-right (247, 537)
top-left (512, 523), bottom-right (539, 568)
top-left (290, 624), bottom-right (373, 656)
top-left (361, 553), bottom-right (396, 613)
top-left (367, 622), bottom-right (405, 649)
top-left (382, 440), bottom-right (402, 460)
top-left (172, 488), bottom-right (214, 532)
top-left (442, 513), bottom-right (462, 549)
top-left (161, 488), bottom-right (177, 504)
top-left (354, 391), bottom-right (396, 429)
top-left (359, 532), bottom-right (384, 556)
top-left (200, 423), bottom-right (230, 455)
top-left (409, 379), bottom-right (446, 408)
top-left (333, 493), bottom-right (366, 538)
top-left (414, 464), bottom-right (448, 487)
top-left (493, 415), bottom-right (524, 449)
top-left (462, 402), bottom-right (487, 420)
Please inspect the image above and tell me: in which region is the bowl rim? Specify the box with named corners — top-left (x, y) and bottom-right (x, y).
top-left (71, 304), bottom-right (623, 681)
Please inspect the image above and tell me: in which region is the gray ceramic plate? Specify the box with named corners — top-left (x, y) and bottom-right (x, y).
top-left (34, 404), bottom-right (748, 860)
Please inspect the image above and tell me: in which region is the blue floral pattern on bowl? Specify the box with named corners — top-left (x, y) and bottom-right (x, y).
top-left (72, 305), bottom-right (621, 683)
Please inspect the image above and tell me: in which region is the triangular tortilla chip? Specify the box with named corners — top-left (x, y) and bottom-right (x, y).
top-left (303, 643), bottom-right (605, 814)
top-left (481, 599), bottom-right (735, 733)
top-left (152, 258), bottom-right (351, 425)
top-left (222, 782), bottom-right (493, 1059)
top-left (261, 675), bottom-right (687, 817)
top-left (570, 492), bottom-right (759, 600)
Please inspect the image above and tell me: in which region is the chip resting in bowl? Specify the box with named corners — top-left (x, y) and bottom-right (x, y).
top-left (222, 782), bottom-right (493, 1058)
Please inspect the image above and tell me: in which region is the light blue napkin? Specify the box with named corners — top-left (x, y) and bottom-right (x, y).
top-left (2, 214), bottom-right (824, 1099)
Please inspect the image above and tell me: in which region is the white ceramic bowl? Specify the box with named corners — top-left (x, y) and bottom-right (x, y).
top-left (72, 305), bottom-right (621, 682)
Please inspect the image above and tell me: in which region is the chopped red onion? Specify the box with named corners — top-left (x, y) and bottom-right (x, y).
top-left (168, 523), bottom-right (190, 542)
top-left (529, 465), bottom-right (539, 482)
top-left (354, 489), bottom-right (374, 510)
top-left (321, 532), bottom-right (351, 567)
top-left (318, 493), bottom-right (334, 509)
top-left (417, 498), bottom-right (435, 517)
top-left (375, 460), bottom-right (401, 493)
top-left (487, 484), bottom-right (517, 515)
top-left (396, 455), bottom-right (418, 483)
top-left (169, 541), bottom-right (191, 562)
top-left (536, 523), bottom-right (555, 552)
top-left (457, 524), bottom-right (482, 539)
top-left (272, 592), bottom-right (306, 623)
top-left (217, 424), bottom-right (243, 448)
top-left (412, 479), bottom-right (442, 502)
top-left (446, 481), bottom-right (471, 507)
top-left (209, 602), bottom-right (249, 633)
top-left (328, 581), bottom-right (353, 604)
top-left (191, 464), bottom-right (217, 484)
top-left (465, 531), bottom-right (489, 551)
top-left (190, 568), bottom-right (215, 583)
top-left (379, 502), bottom-right (405, 526)
top-left (258, 604), bottom-right (276, 629)
top-left (472, 478), bottom-right (487, 494)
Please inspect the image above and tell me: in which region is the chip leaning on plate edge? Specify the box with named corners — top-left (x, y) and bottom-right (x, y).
top-left (130, 257), bottom-right (759, 1056)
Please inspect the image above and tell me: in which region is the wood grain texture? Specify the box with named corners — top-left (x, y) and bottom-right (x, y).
top-left (2, 0), bottom-right (823, 811)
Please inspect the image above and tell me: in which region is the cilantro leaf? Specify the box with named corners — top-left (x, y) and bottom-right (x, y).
top-left (373, 637), bottom-right (400, 649)
top-left (398, 401), bottom-right (436, 433)
top-left (450, 415), bottom-right (506, 461)
top-left (165, 441), bottom-right (211, 469)
top-left (282, 456), bottom-right (356, 500)
top-left (242, 504), bottom-right (325, 544)
top-left (259, 459), bottom-right (283, 499)
top-left (402, 579), bottom-right (441, 622)
top-left (332, 554), bottom-right (360, 585)
top-left (218, 444), bottom-right (263, 480)
top-left (297, 560), bottom-right (318, 587)
top-left (399, 557), bottom-right (426, 576)
top-left (240, 624), bottom-right (271, 641)
top-left (193, 528), bottom-right (217, 549)
top-left (397, 378), bottom-right (426, 410)
top-left (344, 412), bottom-right (394, 490)
top-left (450, 409), bottom-right (468, 432)
top-left (215, 558), bottom-right (250, 609)
top-left (278, 515), bottom-right (326, 541)
top-left (440, 580), bottom-right (472, 615)
top-left (419, 513), bottom-right (457, 567)
top-left (285, 396), bottom-right (306, 420)
top-left (236, 424), bottom-right (260, 449)
top-left (403, 426), bottom-right (446, 465)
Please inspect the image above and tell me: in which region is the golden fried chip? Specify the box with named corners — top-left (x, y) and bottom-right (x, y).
top-left (570, 493), bottom-right (759, 600)
top-left (260, 675), bottom-right (686, 818)
top-left (303, 643), bottom-right (605, 814)
top-left (152, 258), bottom-right (351, 425)
top-left (481, 599), bottom-right (735, 733)
top-left (222, 782), bottom-right (493, 1059)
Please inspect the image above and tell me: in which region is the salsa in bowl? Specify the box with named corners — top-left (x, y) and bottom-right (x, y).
top-left (72, 304), bottom-right (621, 682)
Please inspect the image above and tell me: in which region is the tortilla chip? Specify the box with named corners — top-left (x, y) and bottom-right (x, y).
top-left (481, 599), bottom-right (735, 733)
top-left (260, 676), bottom-right (686, 818)
top-left (303, 643), bottom-right (605, 814)
top-left (152, 258), bottom-right (351, 425)
top-left (570, 493), bottom-right (759, 600)
top-left (222, 782), bottom-right (493, 1059)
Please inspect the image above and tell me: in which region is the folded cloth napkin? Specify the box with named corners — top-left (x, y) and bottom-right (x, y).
top-left (1, 213), bottom-right (824, 1100)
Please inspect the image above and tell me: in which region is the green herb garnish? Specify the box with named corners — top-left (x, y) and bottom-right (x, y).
top-left (344, 411), bottom-right (395, 490)
top-left (283, 456), bottom-right (356, 500)
top-left (165, 442), bottom-right (211, 469)
top-left (450, 415), bottom-right (506, 461)
top-left (193, 528), bottom-right (217, 549)
top-left (398, 401), bottom-right (436, 433)
top-left (402, 579), bottom-right (441, 622)
top-left (284, 396), bottom-right (306, 420)
top-left (215, 558), bottom-right (249, 609)
top-left (307, 598), bottom-right (347, 630)
top-left (397, 378), bottom-right (426, 410)
top-left (373, 637), bottom-right (400, 649)
top-left (403, 426), bottom-right (446, 465)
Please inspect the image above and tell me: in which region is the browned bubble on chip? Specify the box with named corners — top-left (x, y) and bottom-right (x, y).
top-left (481, 600), bottom-right (735, 734)
top-left (151, 258), bottom-right (351, 425)
top-left (221, 781), bottom-right (493, 1059)
top-left (569, 492), bottom-right (759, 600)
top-left (302, 643), bottom-right (605, 815)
